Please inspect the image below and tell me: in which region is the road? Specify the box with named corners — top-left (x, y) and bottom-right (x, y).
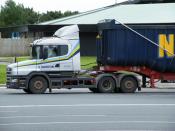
top-left (0, 88), bottom-right (175, 131)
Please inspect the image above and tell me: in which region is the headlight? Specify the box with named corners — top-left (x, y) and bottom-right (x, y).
top-left (11, 79), bottom-right (18, 83)
top-left (7, 67), bottom-right (12, 72)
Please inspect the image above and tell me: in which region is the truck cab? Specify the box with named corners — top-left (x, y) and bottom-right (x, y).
top-left (6, 25), bottom-right (91, 93)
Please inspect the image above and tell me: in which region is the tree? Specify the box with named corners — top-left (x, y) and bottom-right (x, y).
top-left (39, 11), bottom-right (63, 23)
top-left (38, 11), bottom-right (78, 23)
top-left (23, 8), bottom-right (39, 24)
top-left (63, 11), bottom-right (78, 17)
top-left (0, 0), bottom-right (38, 27)
top-left (0, 0), bottom-right (79, 27)
top-left (0, 0), bottom-right (21, 26)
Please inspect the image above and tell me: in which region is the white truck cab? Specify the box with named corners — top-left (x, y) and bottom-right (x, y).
top-left (7, 25), bottom-right (80, 76)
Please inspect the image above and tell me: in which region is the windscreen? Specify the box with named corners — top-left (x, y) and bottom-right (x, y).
top-left (32, 46), bottom-right (42, 59)
top-left (44, 45), bottom-right (68, 58)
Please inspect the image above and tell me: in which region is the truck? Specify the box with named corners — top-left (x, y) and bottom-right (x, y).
top-left (6, 19), bottom-right (175, 94)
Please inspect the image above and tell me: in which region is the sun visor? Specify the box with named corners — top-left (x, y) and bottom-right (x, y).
top-left (53, 25), bottom-right (79, 40)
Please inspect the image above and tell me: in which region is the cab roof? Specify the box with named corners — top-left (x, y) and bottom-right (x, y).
top-left (32, 37), bottom-right (69, 46)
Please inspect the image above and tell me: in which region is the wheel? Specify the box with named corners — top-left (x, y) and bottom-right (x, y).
top-left (89, 88), bottom-right (99, 93)
top-left (23, 88), bottom-right (31, 94)
top-left (120, 76), bottom-right (137, 93)
top-left (29, 76), bottom-right (48, 94)
top-left (97, 76), bottom-right (115, 93)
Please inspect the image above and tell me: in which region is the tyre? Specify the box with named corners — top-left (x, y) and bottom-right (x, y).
top-left (97, 76), bottom-right (115, 93)
top-left (120, 76), bottom-right (137, 93)
top-left (29, 76), bottom-right (48, 94)
top-left (89, 88), bottom-right (99, 93)
top-left (23, 88), bottom-right (31, 94)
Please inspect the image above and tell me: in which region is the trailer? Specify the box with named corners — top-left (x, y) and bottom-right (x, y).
top-left (97, 19), bottom-right (175, 88)
top-left (6, 19), bottom-right (175, 93)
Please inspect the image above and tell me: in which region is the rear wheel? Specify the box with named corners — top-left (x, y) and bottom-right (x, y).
top-left (97, 76), bottom-right (115, 93)
top-left (29, 76), bottom-right (48, 94)
top-left (120, 76), bottom-right (137, 93)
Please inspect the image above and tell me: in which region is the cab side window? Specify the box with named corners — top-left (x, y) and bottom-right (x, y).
top-left (48, 46), bottom-right (57, 58)
top-left (44, 45), bottom-right (68, 58)
top-left (57, 45), bottom-right (68, 56)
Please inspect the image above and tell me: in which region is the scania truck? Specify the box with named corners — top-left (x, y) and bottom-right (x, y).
top-left (6, 23), bottom-right (140, 94)
top-left (7, 19), bottom-right (175, 94)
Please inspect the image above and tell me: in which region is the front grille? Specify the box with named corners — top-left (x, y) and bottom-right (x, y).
top-left (6, 71), bottom-right (11, 75)
top-left (6, 76), bottom-right (11, 85)
top-left (6, 67), bottom-right (12, 85)
top-left (6, 67), bottom-right (12, 75)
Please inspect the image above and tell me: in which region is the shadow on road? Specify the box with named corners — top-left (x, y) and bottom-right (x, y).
top-left (3, 90), bottom-right (175, 96)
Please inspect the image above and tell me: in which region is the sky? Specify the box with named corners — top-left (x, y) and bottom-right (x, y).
top-left (0, 0), bottom-right (127, 13)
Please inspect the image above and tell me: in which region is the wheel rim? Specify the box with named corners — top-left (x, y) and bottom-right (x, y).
top-left (102, 80), bottom-right (112, 90)
top-left (124, 81), bottom-right (134, 89)
top-left (34, 81), bottom-right (43, 90)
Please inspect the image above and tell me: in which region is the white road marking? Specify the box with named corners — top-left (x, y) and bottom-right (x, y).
top-left (0, 120), bottom-right (175, 126)
top-left (0, 104), bottom-right (175, 108)
top-left (0, 114), bottom-right (106, 119)
top-left (0, 111), bottom-right (17, 113)
top-left (95, 130), bottom-right (154, 131)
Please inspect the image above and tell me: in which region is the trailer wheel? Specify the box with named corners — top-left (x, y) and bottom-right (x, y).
top-left (120, 76), bottom-right (137, 93)
top-left (23, 89), bottom-right (31, 94)
top-left (98, 76), bottom-right (115, 93)
top-left (29, 76), bottom-right (48, 94)
top-left (89, 88), bottom-right (99, 93)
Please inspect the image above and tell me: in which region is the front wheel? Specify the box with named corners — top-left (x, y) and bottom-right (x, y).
top-left (97, 76), bottom-right (115, 93)
top-left (29, 76), bottom-right (48, 94)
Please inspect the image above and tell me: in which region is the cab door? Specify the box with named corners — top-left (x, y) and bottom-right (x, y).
top-left (40, 45), bottom-right (60, 72)
top-left (41, 44), bottom-right (73, 72)
top-left (58, 44), bottom-right (73, 71)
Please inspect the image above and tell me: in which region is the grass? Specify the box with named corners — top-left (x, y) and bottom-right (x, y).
top-left (16, 56), bottom-right (30, 62)
top-left (0, 56), bottom-right (30, 63)
top-left (81, 56), bottom-right (97, 69)
top-left (0, 65), bottom-right (6, 84)
top-left (0, 56), bottom-right (97, 84)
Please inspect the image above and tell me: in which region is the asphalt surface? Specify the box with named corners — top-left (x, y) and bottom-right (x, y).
top-left (0, 87), bottom-right (175, 131)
